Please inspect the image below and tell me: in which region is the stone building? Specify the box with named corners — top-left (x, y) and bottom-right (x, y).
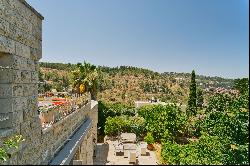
top-left (0, 0), bottom-right (98, 165)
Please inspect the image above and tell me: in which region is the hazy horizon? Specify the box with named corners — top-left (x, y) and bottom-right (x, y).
top-left (28, 0), bottom-right (249, 79)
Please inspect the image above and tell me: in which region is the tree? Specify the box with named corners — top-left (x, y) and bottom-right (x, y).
top-left (43, 82), bottom-right (52, 92)
top-left (62, 76), bottom-right (69, 91)
top-left (197, 88), bottom-right (204, 108)
top-left (71, 61), bottom-right (98, 100)
top-left (187, 70), bottom-right (197, 116)
top-left (233, 78), bottom-right (249, 95)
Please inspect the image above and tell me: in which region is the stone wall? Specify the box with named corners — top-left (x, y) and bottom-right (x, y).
top-left (0, 1), bottom-right (43, 162)
top-left (40, 102), bottom-right (92, 165)
top-left (0, 1), bottom-right (98, 165)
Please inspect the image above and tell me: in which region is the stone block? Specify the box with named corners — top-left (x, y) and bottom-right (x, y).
top-left (27, 94), bottom-right (38, 109)
top-left (12, 69), bottom-right (22, 83)
top-left (20, 120), bottom-right (31, 139)
top-left (32, 84), bottom-right (38, 96)
top-left (0, 98), bottom-right (12, 113)
top-left (14, 110), bottom-right (23, 124)
top-left (27, 59), bottom-right (36, 71)
top-left (0, 17), bottom-right (10, 37)
top-left (23, 109), bottom-right (35, 121)
top-left (0, 69), bottom-right (12, 83)
top-left (13, 56), bottom-right (27, 70)
top-left (0, 84), bottom-right (12, 98)
top-left (21, 84), bottom-right (28, 97)
top-left (8, 153), bottom-right (18, 165)
top-left (41, 149), bottom-right (51, 164)
top-left (30, 117), bottom-right (41, 130)
top-left (13, 97), bottom-right (28, 112)
top-left (21, 70), bottom-right (31, 83)
top-left (0, 111), bottom-right (23, 128)
top-left (30, 71), bottom-right (38, 83)
top-left (15, 42), bottom-right (31, 59)
top-left (0, 1), bottom-right (7, 18)
top-left (0, 35), bottom-right (15, 54)
top-left (12, 84), bottom-right (23, 97)
top-left (32, 25), bottom-right (42, 40)
top-left (30, 47), bottom-right (42, 61)
top-left (53, 124), bottom-right (63, 138)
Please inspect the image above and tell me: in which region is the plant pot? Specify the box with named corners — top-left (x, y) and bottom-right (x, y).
top-left (147, 144), bottom-right (154, 151)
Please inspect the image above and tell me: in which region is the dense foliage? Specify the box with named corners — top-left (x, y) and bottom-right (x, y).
top-left (233, 78), bottom-right (249, 95)
top-left (198, 93), bottom-right (249, 165)
top-left (104, 115), bottom-right (145, 137)
top-left (144, 132), bottom-right (155, 144)
top-left (138, 104), bottom-right (186, 142)
top-left (133, 76), bottom-right (249, 165)
top-left (98, 101), bottom-right (137, 136)
top-left (161, 133), bottom-right (224, 165)
top-left (160, 78), bottom-right (249, 165)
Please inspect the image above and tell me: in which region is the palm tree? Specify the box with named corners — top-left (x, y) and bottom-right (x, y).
top-left (71, 61), bottom-right (98, 100)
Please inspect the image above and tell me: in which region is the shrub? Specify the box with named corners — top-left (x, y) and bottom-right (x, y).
top-left (0, 135), bottom-right (24, 162)
top-left (144, 132), bottom-right (155, 144)
top-left (138, 104), bottom-right (186, 142)
top-left (98, 101), bottom-right (136, 135)
top-left (104, 115), bottom-right (145, 137)
top-left (161, 133), bottom-right (224, 165)
top-left (199, 93), bottom-right (249, 165)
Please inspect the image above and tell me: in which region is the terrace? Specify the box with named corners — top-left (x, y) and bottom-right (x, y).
top-left (94, 133), bottom-right (159, 165)
top-left (38, 92), bottom-right (91, 130)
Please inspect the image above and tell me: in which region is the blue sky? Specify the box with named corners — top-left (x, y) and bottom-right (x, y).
top-left (27, 0), bottom-right (249, 78)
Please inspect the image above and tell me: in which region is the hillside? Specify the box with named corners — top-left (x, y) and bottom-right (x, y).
top-left (39, 62), bottom-right (235, 105)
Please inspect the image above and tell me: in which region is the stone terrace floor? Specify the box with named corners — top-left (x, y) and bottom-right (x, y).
top-left (93, 140), bottom-right (159, 165)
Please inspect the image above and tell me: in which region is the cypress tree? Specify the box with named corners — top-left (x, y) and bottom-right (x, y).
top-left (187, 70), bottom-right (197, 116)
top-left (197, 88), bottom-right (204, 108)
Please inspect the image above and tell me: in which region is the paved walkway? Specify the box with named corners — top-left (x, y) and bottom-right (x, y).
top-left (93, 140), bottom-right (158, 165)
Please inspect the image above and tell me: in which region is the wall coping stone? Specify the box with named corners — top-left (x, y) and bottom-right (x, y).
top-left (49, 118), bottom-right (92, 165)
top-left (19, 0), bottom-right (44, 20)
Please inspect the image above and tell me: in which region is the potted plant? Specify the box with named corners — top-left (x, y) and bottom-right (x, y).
top-left (144, 132), bottom-right (155, 150)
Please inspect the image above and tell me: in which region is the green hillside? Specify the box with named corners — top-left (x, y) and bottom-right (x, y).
top-left (39, 62), bottom-right (235, 105)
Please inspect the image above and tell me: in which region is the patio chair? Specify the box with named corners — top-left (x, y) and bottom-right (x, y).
top-left (114, 144), bottom-right (124, 156)
top-left (123, 144), bottom-right (136, 158)
top-left (140, 142), bottom-right (147, 156)
top-left (129, 150), bottom-right (137, 164)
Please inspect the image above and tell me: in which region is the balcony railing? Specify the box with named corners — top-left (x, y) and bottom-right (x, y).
top-left (38, 93), bottom-right (90, 129)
